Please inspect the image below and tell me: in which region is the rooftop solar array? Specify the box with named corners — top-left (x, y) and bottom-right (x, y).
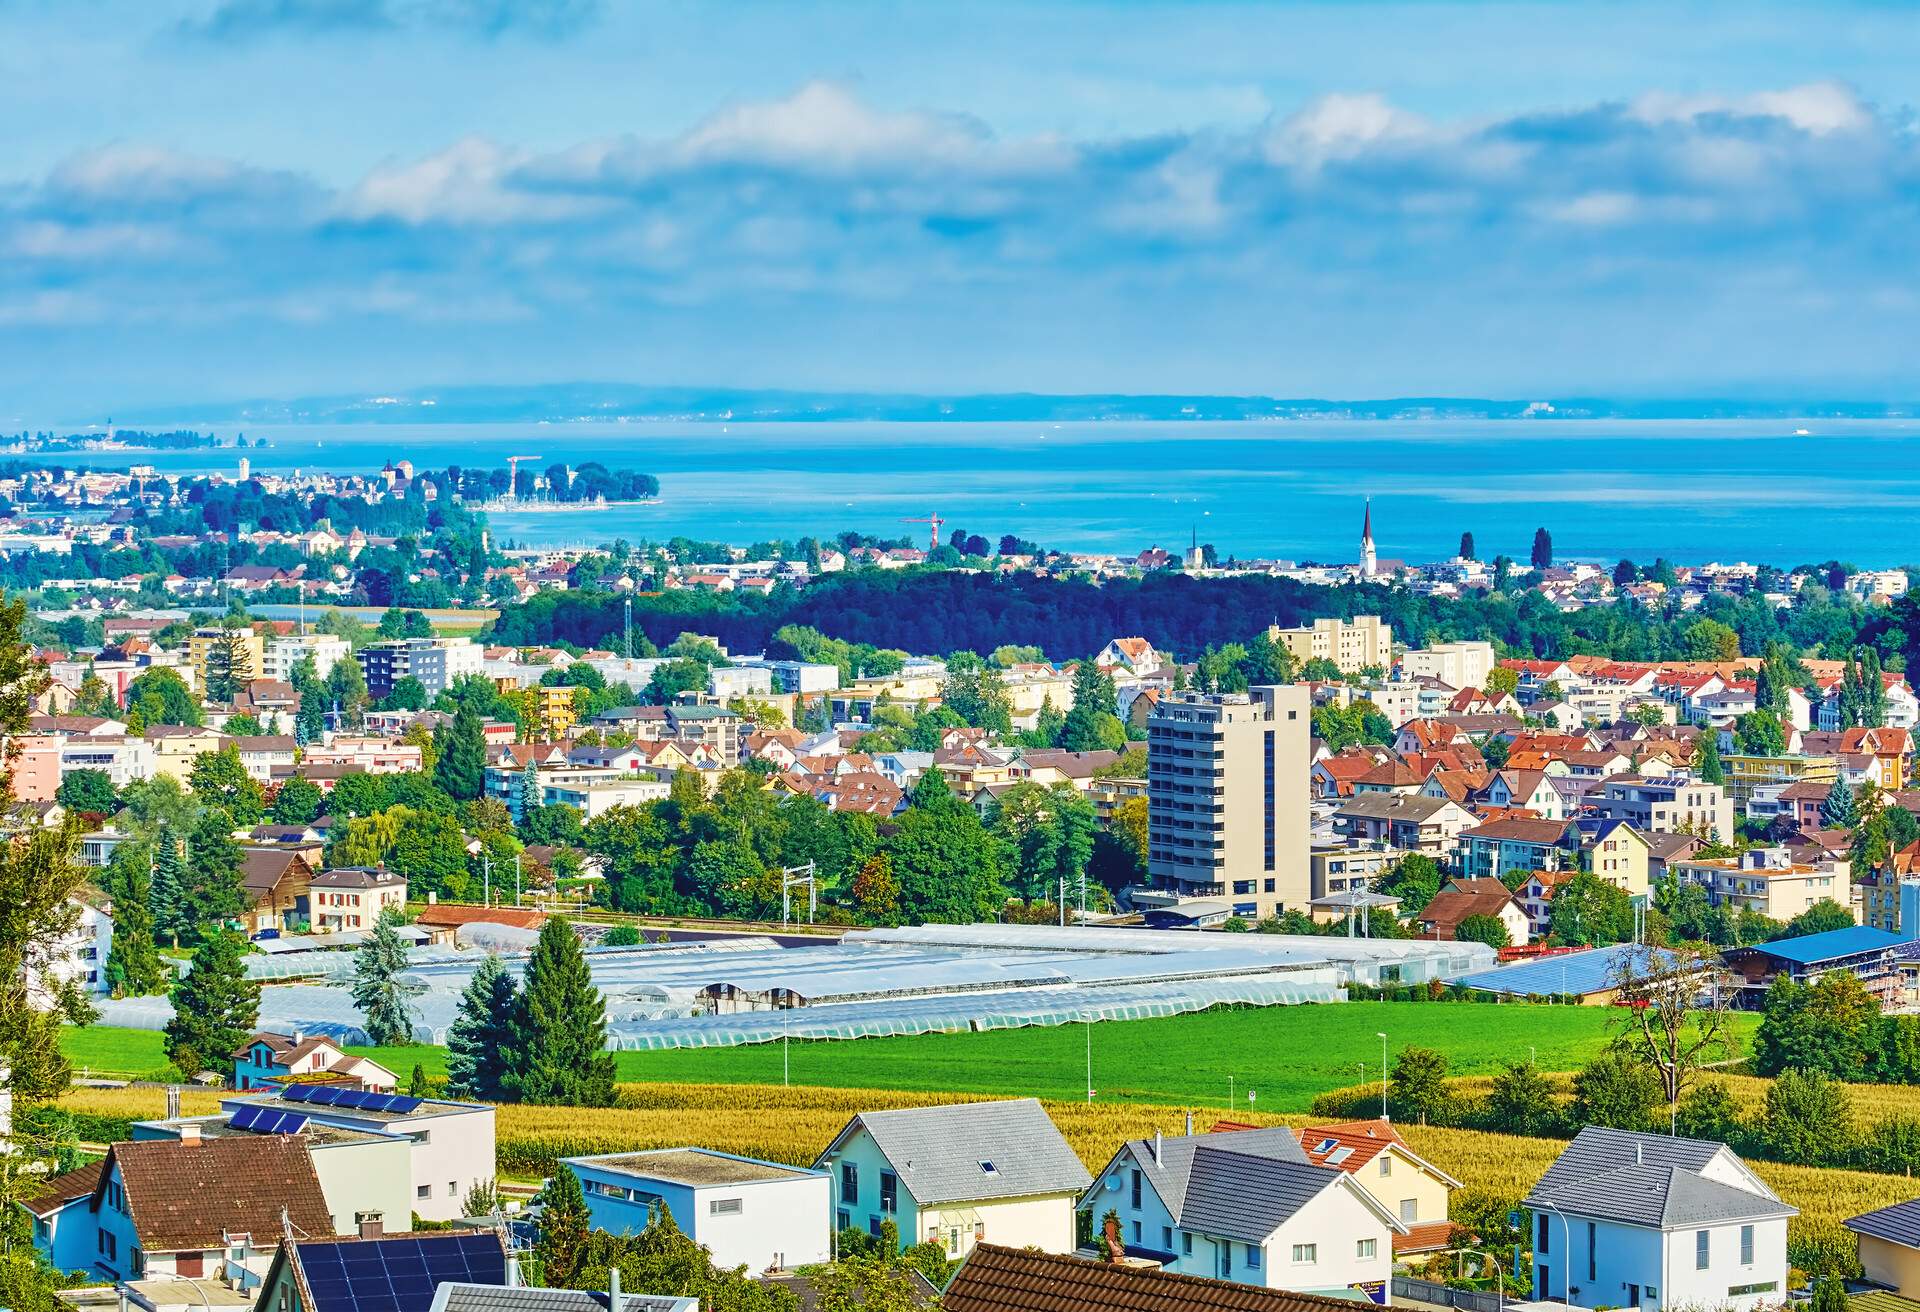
top-left (229, 1104), bottom-right (309, 1135)
top-left (280, 1085), bottom-right (424, 1114)
top-left (296, 1233), bottom-right (507, 1312)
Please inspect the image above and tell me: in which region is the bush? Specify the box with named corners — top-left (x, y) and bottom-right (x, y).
top-left (1571, 1053), bottom-right (1662, 1132)
top-left (1762, 1070), bottom-right (1854, 1166)
top-left (1674, 1082), bottom-right (1744, 1149)
top-left (1857, 1115), bottom-right (1920, 1175)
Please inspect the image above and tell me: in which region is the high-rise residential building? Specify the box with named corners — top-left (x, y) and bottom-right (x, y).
top-left (1266, 615), bottom-right (1393, 676)
top-left (1399, 640), bottom-right (1495, 691)
top-left (1146, 684), bottom-right (1311, 921)
top-left (262, 633), bottom-right (350, 683)
top-left (361, 637), bottom-right (482, 700)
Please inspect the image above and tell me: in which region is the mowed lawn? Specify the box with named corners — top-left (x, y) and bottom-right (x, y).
top-left (65, 1003), bottom-right (1741, 1110)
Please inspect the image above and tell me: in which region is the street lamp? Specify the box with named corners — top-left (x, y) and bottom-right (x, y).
top-left (1456, 1247), bottom-right (1505, 1312)
top-left (1377, 1032), bottom-right (1389, 1119)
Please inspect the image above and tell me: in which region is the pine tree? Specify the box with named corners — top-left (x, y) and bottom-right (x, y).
top-left (102, 846), bottom-right (169, 998)
top-left (1821, 776), bottom-right (1858, 830)
top-left (1531, 527), bottom-right (1553, 570)
top-left (164, 930), bottom-right (260, 1078)
top-left (149, 826), bottom-right (186, 947)
top-left (350, 910), bottom-right (415, 1045)
top-left (505, 918), bottom-right (616, 1106)
top-left (434, 703), bottom-right (487, 801)
top-left (1862, 647), bottom-right (1888, 727)
top-left (1057, 660), bottom-right (1119, 752)
top-left (179, 809), bottom-right (247, 941)
top-left (1458, 531), bottom-right (1475, 560)
top-left (1695, 733), bottom-right (1725, 787)
top-left (446, 954), bottom-right (519, 1100)
top-left (535, 1165), bottom-right (590, 1286)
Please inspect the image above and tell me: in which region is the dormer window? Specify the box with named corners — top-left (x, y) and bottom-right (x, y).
top-left (979, 1161), bottom-right (999, 1176)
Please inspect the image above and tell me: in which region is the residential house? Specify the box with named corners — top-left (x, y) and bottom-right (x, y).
top-left (231, 1030), bottom-right (398, 1091)
top-left (943, 1244), bottom-right (1380, 1312)
top-left (1643, 831), bottom-right (1707, 884)
top-left (1515, 870), bottom-right (1578, 940)
top-left (1578, 818), bottom-right (1654, 899)
top-left (1331, 795), bottom-right (1475, 861)
top-left (1096, 637), bottom-right (1163, 677)
top-left (241, 848), bottom-right (316, 934)
top-left (219, 1089), bottom-right (495, 1223)
top-left (55, 1131), bottom-right (337, 1283)
top-left (1077, 1125), bottom-right (1403, 1295)
top-left (307, 868), bottom-right (407, 933)
top-left (227, 735), bottom-right (297, 784)
top-left (1593, 776), bottom-right (1734, 842)
top-left (25, 892), bottom-right (113, 1002)
top-left (1845, 1198), bottom-right (1920, 1299)
top-left (814, 1099), bottom-right (1091, 1260)
top-left (1457, 817), bottom-right (1576, 882)
top-left (565, 1149), bottom-right (830, 1273)
top-left (250, 1227), bottom-right (508, 1312)
top-left (18, 1160), bottom-right (107, 1275)
top-left (1300, 1118), bottom-right (1462, 1253)
top-left (1672, 847), bottom-right (1850, 925)
top-left (145, 725), bottom-right (227, 781)
top-left (1720, 753), bottom-right (1836, 808)
top-left (1524, 1127), bottom-right (1794, 1312)
top-left (1416, 877), bottom-right (1531, 945)
top-left (1308, 846), bottom-right (1401, 918)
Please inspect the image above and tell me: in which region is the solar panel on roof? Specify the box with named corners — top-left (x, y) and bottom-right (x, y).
top-left (307, 1085), bottom-right (347, 1105)
top-left (334, 1089), bottom-right (375, 1110)
top-left (385, 1095), bottom-right (423, 1114)
top-left (230, 1104), bottom-right (268, 1131)
top-left (282, 1084), bottom-right (315, 1103)
top-left (293, 1234), bottom-right (507, 1312)
top-left (357, 1092), bottom-right (397, 1113)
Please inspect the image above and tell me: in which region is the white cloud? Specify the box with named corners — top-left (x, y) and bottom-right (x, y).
top-left (1630, 81), bottom-right (1872, 136)
top-left (1266, 92), bottom-right (1432, 167)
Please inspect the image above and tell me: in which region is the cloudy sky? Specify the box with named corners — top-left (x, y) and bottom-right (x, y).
top-left (6, 0), bottom-right (1920, 418)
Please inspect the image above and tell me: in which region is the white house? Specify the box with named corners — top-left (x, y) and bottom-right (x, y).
top-left (1077, 1126), bottom-right (1404, 1298)
top-left (814, 1099), bottom-right (1091, 1260)
top-left (1524, 1127), bottom-right (1795, 1312)
top-left (564, 1148), bottom-right (831, 1273)
top-left (26, 894), bottom-right (112, 1003)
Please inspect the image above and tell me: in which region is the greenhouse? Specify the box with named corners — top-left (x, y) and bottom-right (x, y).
top-left (95, 917), bottom-right (1485, 1049)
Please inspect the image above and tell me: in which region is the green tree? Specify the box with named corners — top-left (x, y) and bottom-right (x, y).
top-left (506, 918), bottom-right (617, 1106)
top-left (1733, 709), bottom-right (1787, 756)
top-left (126, 666), bottom-right (203, 727)
top-left (1379, 853), bottom-right (1443, 916)
top-left (942, 661), bottom-right (1014, 735)
top-left (204, 622), bottom-right (257, 703)
top-left (1531, 527), bottom-right (1552, 571)
top-left (1695, 732), bottom-right (1725, 785)
top-left (1760, 1068), bottom-right (1852, 1165)
top-left (446, 953), bottom-right (519, 1100)
top-left (1570, 1052), bottom-right (1661, 1132)
top-left (350, 910), bottom-right (415, 1045)
top-left (1058, 660), bottom-right (1120, 751)
top-left (1488, 1060), bottom-right (1561, 1137)
top-left (1751, 972), bottom-right (1878, 1080)
top-left (149, 826), bottom-right (187, 946)
top-left (1785, 898), bottom-right (1856, 938)
top-left (270, 775), bottom-right (325, 825)
top-left (887, 801), bottom-right (1008, 924)
top-left (1811, 1277), bottom-right (1850, 1312)
top-left (536, 1165), bottom-right (592, 1287)
top-left (433, 703), bottom-right (488, 801)
top-left (189, 744), bottom-right (266, 822)
top-left (1673, 1081), bottom-right (1744, 1146)
top-left (55, 768), bottom-right (117, 814)
top-left (1459, 532), bottom-right (1475, 560)
top-left (179, 809), bottom-right (248, 940)
top-left (1549, 871), bottom-right (1636, 946)
top-left (163, 930), bottom-right (260, 1078)
top-left (1608, 942), bottom-right (1736, 1104)
top-left (1389, 1045), bottom-right (1451, 1125)
top-left (1454, 913), bottom-right (1510, 949)
top-left (101, 844), bottom-right (169, 997)
top-left (1820, 777), bottom-right (1857, 830)
top-left (221, 713), bottom-right (265, 737)
top-left (383, 675), bottom-right (430, 712)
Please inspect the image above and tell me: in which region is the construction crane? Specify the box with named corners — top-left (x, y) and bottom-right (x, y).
top-left (901, 512), bottom-right (944, 553)
top-left (505, 455), bottom-right (543, 503)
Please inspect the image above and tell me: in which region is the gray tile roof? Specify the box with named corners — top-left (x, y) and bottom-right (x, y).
top-left (821, 1099), bottom-right (1091, 1207)
top-left (1847, 1199), bottom-right (1920, 1249)
top-left (1177, 1149), bottom-right (1344, 1244)
top-left (1111, 1128), bottom-right (1307, 1223)
top-left (436, 1286), bottom-right (693, 1312)
top-left (1525, 1128), bottom-right (1793, 1230)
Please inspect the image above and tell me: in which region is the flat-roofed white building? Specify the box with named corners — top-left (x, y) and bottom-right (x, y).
top-left (566, 1148), bottom-right (831, 1274)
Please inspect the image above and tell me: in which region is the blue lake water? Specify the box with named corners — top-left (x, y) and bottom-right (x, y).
top-left (64, 419), bottom-right (1920, 566)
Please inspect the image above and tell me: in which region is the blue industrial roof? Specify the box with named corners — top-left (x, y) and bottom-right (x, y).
top-left (1734, 925), bottom-right (1905, 965)
top-left (1446, 944), bottom-right (1669, 997)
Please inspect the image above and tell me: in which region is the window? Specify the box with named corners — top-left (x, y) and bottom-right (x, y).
top-left (1132, 1220), bottom-right (1142, 1242)
top-left (979, 1161), bottom-right (998, 1177)
top-left (416, 1185), bottom-right (430, 1200)
top-left (1264, 879), bottom-right (1275, 893)
top-left (1130, 1169), bottom-right (1141, 1209)
top-left (1588, 1223), bottom-right (1596, 1281)
top-left (1538, 1215), bottom-right (1550, 1253)
top-left (1182, 1233), bottom-right (1192, 1255)
top-left (837, 1210), bottom-right (850, 1231)
top-left (1379, 1157), bottom-right (1392, 1177)
top-left (448, 1182), bottom-right (458, 1196)
top-left (880, 1171), bottom-right (897, 1214)
top-left (709, 1199), bottom-right (742, 1216)
top-left (869, 1216), bottom-right (882, 1237)
top-left (1728, 1283), bottom-right (1778, 1297)
top-left (1740, 1225), bottom-right (1754, 1265)
top-left (1357, 1239), bottom-right (1376, 1259)
top-left (1163, 1226), bottom-right (1173, 1248)
top-left (1696, 1229), bottom-right (1710, 1270)
top-left (841, 1163), bottom-right (859, 1206)
top-left (1400, 1199), bottom-right (1418, 1223)
top-left (98, 1232), bottom-right (117, 1261)
top-left (1245, 1246), bottom-right (1261, 1270)
top-left (1291, 1244), bottom-right (1316, 1263)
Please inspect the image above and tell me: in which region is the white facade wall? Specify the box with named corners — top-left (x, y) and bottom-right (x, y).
top-left (264, 635), bottom-right (349, 683)
top-left (309, 1138), bottom-right (413, 1236)
top-left (570, 1158), bottom-right (831, 1273)
top-left (1538, 1214), bottom-right (1787, 1312)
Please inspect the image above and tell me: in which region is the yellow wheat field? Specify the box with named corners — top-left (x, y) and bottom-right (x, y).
top-left (61, 1081), bottom-right (1912, 1267)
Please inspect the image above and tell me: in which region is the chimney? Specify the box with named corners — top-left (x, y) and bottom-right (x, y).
top-left (607, 1266), bottom-right (622, 1312)
top-left (292, 1030), bottom-right (305, 1045)
top-left (505, 1258), bottom-right (521, 1289)
top-left (1635, 1143), bottom-right (1643, 1165)
top-left (356, 1211), bottom-right (384, 1239)
top-left (1152, 1131), bottom-right (1162, 1166)
top-left (166, 1086), bottom-right (181, 1120)
top-left (178, 1120), bottom-right (202, 1144)
top-left (1184, 1111), bottom-right (1193, 1136)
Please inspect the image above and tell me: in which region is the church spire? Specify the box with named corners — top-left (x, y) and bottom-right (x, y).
top-left (1360, 498), bottom-right (1377, 579)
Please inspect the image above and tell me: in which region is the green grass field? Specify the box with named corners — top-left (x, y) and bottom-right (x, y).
top-left (63, 1001), bottom-right (1702, 1110)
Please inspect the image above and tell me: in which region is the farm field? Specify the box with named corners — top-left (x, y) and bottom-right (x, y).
top-left (63, 1004), bottom-right (1746, 1109)
top-left (56, 1077), bottom-right (1893, 1272)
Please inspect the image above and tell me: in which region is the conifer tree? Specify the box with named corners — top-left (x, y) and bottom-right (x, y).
top-left (149, 825), bottom-right (186, 946)
top-left (1695, 733), bottom-right (1725, 787)
top-left (179, 808), bottom-right (247, 941)
top-left (505, 917), bottom-right (616, 1106)
top-left (536, 1166), bottom-right (590, 1286)
top-left (446, 953), bottom-right (519, 1100)
top-left (1822, 776), bottom-right (1858, 830)
top-left (102, 844), bottom-right (169, 997)
top-left (434, 703), bottom-right (487, 801)
top-left (164, 930), bottom-right (260, 1078)
top-left (1057, 661), bottom-right (1120, 752)
top-left (350, 910), bottom-right (415, 1045)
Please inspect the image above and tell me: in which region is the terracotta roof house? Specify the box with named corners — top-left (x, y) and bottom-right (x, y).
top-left (231, 1029), bottom-right (399, 1092)
top-left (240, 847), bottom-right (316, 935)
top-left (1300, 1119), bottom-right (1462, 1252)
top-left (944, 1243), bottom-right (1381, 1312)
top-left (1417, 877), bottom-right (1531, 945)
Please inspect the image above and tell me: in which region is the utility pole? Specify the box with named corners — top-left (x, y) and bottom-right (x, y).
top-left (781, 862), bottom-right (817, 928)
top-left (623, 598), bottom-right (633, 660)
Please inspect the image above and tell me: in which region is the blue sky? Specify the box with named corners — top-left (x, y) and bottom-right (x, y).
top-left (6, 0), bottom-right (1920, 420)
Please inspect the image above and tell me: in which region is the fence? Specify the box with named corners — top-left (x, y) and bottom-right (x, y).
top-left (1394, 1276), bottom-right (1504, 1312)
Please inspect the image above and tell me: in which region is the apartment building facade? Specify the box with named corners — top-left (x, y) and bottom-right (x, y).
top-left (1267, 616), bottom-right (1393, 677)
top-left (1147, 685), bottom-right (1310, 920)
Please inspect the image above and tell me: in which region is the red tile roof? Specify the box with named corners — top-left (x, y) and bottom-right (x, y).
top-left (943, 1244), bottom-right (1371, 1312)
top-left (102, 1135), bottom-right (333, 1250)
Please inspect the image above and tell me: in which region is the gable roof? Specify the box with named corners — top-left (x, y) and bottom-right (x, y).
top-left (1523, 1126), bottom-right (1789, 1229)
top-left (101, 1135), bottom-right (333, 1249)
top-left (1302, 1119), bottom-right (1463, 1188)
top-left (1176, 1148), bottom-right (1348, 1243)
top-left (1847, 1198), bottom-right (1920, 1250)
top-left (817, 1099), bottom-right (1090, 1206)
top-left (1101, 1127), bottom-right (1307, 1226)
top-left (20, 1160), bottom-right (106, 1216)
top-left (282, 1230), bottom-right (510, 1312)
top-left (942, 1243), bottom-right (1371, 1312)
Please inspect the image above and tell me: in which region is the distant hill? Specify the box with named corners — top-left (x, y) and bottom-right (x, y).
top-left (122, 384), bottom-right (1920, 425)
